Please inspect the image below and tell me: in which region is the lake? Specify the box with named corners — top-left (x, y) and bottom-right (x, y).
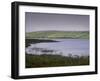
top-left (26, 39), bottom-right (89, 57)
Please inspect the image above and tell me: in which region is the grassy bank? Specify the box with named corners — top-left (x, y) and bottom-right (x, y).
top-left (26, 31), bottom-right (89, 39)
top-left (26, 54), bottom-right (89, 68)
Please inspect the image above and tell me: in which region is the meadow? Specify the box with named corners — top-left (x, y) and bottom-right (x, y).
top-left (26, 54), bottom-right (89, 68)
top-left (26, 31), bottom-right (89, 39)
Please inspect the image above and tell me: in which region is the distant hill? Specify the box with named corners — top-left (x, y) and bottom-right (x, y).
top-left (26, 31), bottom-right (89, 39)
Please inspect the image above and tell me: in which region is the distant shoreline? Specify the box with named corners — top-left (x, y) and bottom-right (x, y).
top-left (26, 38), bottom-right (58, 47)
top-left (26, 31), bottom-right (89, 39)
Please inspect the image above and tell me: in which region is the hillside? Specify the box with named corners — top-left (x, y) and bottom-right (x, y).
top-left (26, 31), bottom-right (89, 39)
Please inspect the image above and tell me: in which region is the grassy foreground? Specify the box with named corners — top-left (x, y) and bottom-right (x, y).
top-left (26, 54), bottom-right (89, 68)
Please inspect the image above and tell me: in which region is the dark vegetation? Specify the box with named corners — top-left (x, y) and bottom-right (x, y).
top-left (26, 39), bottom-right (58, 47)
top-left (26, 54), bottom-right (89, 68)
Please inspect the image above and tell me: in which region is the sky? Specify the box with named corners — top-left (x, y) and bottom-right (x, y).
top-left (25, 12), bottom-right (89, 32)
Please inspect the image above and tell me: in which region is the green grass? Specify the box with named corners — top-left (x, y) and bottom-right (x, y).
top-left (26, 54), bottom-right (89, 68)
top-left (26, 31), bottom-right (89, 39)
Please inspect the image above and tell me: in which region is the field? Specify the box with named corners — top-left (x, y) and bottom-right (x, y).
top-left (26, 54), bottom-right (89, 68)
top-left (26, 31), bottom-right (89, 39)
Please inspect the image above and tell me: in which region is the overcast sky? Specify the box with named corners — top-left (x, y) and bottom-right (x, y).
top-left (25, 12), bottom-right (89, 32)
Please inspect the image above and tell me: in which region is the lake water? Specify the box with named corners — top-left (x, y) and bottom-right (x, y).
top-left (26, 39), bottom-right (89, 57)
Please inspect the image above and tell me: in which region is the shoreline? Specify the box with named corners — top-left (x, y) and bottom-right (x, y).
top-left (26, 38), bottom-right (58, 47)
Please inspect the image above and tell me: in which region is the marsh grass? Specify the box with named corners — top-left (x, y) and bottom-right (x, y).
top-left (25, 54), bottom-right (89, 68)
